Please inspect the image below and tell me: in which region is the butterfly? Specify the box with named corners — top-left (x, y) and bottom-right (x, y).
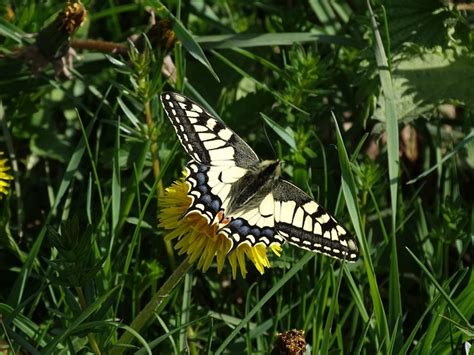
top-left (160, 92), bottom-right (359, 262)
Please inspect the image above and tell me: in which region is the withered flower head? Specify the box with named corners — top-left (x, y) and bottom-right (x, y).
top-left (58, 0), bottom-right (87, 35)
top-left (272, 329), bottom-right (306, 355)
top-left (148, 18), bottom-right (177, 52)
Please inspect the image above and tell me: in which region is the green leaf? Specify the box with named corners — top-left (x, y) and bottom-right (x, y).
top-left (333, 112), bottom-right (390, 351)
top-left (197, 32), bottom-right (361, 49)
top-left (260, 113), bottom-right (297, 150)
top-left (385, 0), bottom-right (455, 49)
top-left (375, 51), bottom-right (474, 122)
top-left (368, 3), bottom-right (402, 349)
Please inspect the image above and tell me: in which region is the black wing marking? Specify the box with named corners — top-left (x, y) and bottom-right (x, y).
top-left (272, 179), bottom-right (359, 262)
top-left (160, 92), bottom-right (260, 168)
top-left (184, 162), bottom-right (223, 225)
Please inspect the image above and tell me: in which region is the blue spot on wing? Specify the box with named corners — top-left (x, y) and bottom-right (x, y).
top-left (185, 162), bottom-right (224, 224)
top-left (226, 216), bottom-right (277, 249)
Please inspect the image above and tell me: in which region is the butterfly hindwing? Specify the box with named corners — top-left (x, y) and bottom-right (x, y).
top-left (184, 161), bottom-right (246, 224)
top-left (273, 179), bottom-right (359, 261)
top-left (220, 192), bottom-right (283, 250)
top-left (185, 161), bottom-right (281, 250)
top-left (160, 92), bottom-right (260, 168)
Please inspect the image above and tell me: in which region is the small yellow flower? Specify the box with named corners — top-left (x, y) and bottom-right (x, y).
top-left (159, 172), bottom-right (282, 278)
top-left (0, 152), bottom-right (13, 199)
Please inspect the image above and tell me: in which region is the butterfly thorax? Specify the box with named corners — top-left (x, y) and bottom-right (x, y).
top-left (226, 160), bottom-right (281, 216)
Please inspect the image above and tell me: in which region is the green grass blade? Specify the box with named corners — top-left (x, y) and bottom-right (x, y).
top-left (211, 50), bottom-right (309, 115)
top-left (320, 266), bottom-right (344, 354)
top-left (0, 302), bottom-right (49, 350)
top-left (0, 18), bottom-right (28, 44)
top-left (407, 131), bottom-right (474, 184)
top-left (367, 1), bottom-right (402, 346)
top-left (197, 32), bottom-right (361, 49)
top-left (122, 140), bottom-right (179, 275)
top-left (179, 272), bottom-right (193, 352)
top-left (117, 97), bottom-right (142, 130)
top-left (112, 116), bottom-right (121, 231)
top-left (260, 113), bottom-right (297, 150)
top-left (406, 248), bottom-right (471, 326)
top-left (134, 315), bottom-right (210, 354)
top-left (156, 316), bottom-right (178, 353)
top-left (332, 113), bottom-right (390, 350)
top-left (343, 265), bottom-right (369, 322)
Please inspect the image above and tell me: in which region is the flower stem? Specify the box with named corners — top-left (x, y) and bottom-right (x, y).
top-left (111, 258), bottom-right (192, 354)
top-left (144, 100), bottom-right (163, 197)
top-left (76, 287), bottom-right (102, 355)
top-left (144, 100), bottom-right (176, 269)
top-left (71, 39), bottom-right (128, 54)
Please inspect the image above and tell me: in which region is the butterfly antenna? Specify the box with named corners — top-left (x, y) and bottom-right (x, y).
top-left (262, 123), bottom-right (278, 160)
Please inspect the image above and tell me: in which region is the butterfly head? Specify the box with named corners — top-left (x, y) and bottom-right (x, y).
top-left (257, 160), bottom-right (281, 181)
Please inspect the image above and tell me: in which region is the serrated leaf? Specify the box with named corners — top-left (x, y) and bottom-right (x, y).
top-left (386, 0), bottom-right (454, 49)
top-left (374, 51), bottom-right (474, 122)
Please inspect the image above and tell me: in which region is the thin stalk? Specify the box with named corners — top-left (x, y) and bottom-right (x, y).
top-left (144, 101), bottom-right (163, 197)
top-left (111, 258), bottom-right (192, 354)
top-left (71, 39), bottom-right (128, 54)
top-left (144, 100), bottom-right (175, 269)
top-left (76, 287), bottom-right (102, 355)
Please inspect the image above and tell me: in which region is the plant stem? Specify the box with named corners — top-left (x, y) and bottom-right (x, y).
top-left (111, 258), bottom-right (192, 354)
top-left (144, 100), bottom-right (176, 269)
top-left (76, 287), bottom-right (102, 355)
top-left (144, 100), bottom-right (163, 197)
top-left (71, 39), bottom-right (128, 54)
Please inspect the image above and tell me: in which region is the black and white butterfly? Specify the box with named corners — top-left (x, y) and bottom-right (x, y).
top-left (160, 92), bottom-right (359, 262)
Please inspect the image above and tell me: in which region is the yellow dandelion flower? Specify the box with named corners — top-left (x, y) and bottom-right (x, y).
top-left (159, 173), bottom-right (282, 279)
top-left (0, 152), bottom-right (13, 199)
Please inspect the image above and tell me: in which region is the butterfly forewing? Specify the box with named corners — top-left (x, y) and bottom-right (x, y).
top-left (273, 180), bottom-right (359, 261)
top-left (160, 92), bottom-right (260, 168)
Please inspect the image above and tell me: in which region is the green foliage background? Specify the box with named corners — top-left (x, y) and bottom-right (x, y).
top-left (0, 0), bottom-right (473, 353)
